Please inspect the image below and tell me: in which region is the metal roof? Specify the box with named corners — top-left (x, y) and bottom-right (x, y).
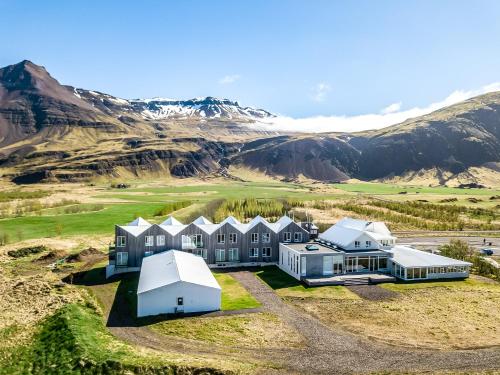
top-left (137, 250), bottom-right (221, 294)
top-left (387, 246), bottom-right (472, 268)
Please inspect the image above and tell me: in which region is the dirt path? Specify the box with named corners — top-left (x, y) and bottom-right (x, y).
top-left (230, 271), bottom-right (500, 374)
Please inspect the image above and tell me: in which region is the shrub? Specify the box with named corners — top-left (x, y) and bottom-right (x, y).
top-left (8, 245), bottom-right (48, 258)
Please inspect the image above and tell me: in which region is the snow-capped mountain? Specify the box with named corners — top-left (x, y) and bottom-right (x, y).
top-left (74, 89), bottom-right (274, 121)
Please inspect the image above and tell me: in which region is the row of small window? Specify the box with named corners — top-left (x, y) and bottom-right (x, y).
top-left (116, 232), bottom-right (304, 248)
top-left (191, 247), bottom-right (272, 261)
top-left (354, 240), bottom-right (372, 248)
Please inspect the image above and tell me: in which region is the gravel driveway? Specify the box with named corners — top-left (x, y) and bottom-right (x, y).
top-left (230, 270), bottom-right (500, 374)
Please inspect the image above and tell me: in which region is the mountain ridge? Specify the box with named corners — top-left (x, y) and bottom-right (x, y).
top-left (0, 60), bottom-right (499, 186)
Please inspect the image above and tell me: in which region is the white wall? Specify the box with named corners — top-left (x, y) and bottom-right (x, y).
top-left (137, 281), bottom-right (221, 317)
top-left (278, 243), bottom-right (301, 280)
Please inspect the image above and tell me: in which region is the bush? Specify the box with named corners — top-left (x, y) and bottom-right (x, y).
top-left (8, 245), bottom-right (48, 258)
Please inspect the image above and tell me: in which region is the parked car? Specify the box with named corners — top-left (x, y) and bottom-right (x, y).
top-left (480, 248), bottom-right (494, 256)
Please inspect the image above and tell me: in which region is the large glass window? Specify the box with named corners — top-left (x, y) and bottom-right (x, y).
top-left (228, 248), bottom-right (239, 261)
top-left (193, 248), bottom-right (207, 259)
top-left (116, 251), bottom-right (128, 266)
top-left (249, 248), bottom-right (259, 258)
top-left (116, 236), bottom-right (126, 247)
top-left (156, 235), bottom-right (165, 246)
top-left (215, 249), bottom-right (225, 262)
top-left (357, 257), bottom-right (369, 272)
top-left (182, 234), bottom-right (203, 249)
top-left (379, 257), bottom-right (388, 269)
top-left (323, 256), bottom-right (334, 276)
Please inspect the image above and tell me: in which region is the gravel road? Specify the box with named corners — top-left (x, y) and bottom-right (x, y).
top-left (230, 271), bottom-right (500, 374)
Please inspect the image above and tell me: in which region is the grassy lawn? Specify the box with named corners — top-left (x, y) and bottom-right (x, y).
top-left (332, 182), bottom-right (500, 196)
top-left (254, 266), bottom-right (359, 299)
top-left (290, 276), bottom-right (500, 350)
top-left (214, 272), bottom-right (261, 310)
top-left (151, 312), bottom-right (304, 349)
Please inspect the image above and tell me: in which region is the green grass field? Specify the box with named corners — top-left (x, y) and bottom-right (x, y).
top-left (214, 273), bottom-right (261, 310)
top-left (332, 182), bottom-right (500, 195)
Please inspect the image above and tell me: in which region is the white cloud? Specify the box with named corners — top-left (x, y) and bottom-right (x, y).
top-left (310, 82), bottom-right (331, 102)
top-left (381, 101), bottom-right (402, 114)
top-left (260, 82), bottom-right (500, 133)
top-left (218, 74), bottom-right (240, 85)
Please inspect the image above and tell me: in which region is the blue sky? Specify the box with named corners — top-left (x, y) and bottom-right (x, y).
top-left (1, 0), bottom-right (500, 130)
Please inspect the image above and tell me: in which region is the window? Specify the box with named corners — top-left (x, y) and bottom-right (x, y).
top-left (251, 233), bottom-right (259, 243)
top-left (177, 297), bottom-right (183, 306)
top-left (262, 233), bottom-right (271, 243)
top-left (365, 240), bottom-right (371, 248)
top-left (354, 241), bottom-right (361, 248)
top-left (217, 234), bottom-right (225, 244)
top-left (294, 232), bottom-right (302, 242)
top-left (379, 257), bottom-right (388, 269)
top-left (323, 256), bottom-right (333, 276)
top-left (284, 232), bottom-right (291, 242)
top-left (145, 236), bottom-right (154, 247)
top-left (116, 252), bottom-right (128, 266)
top-left (229, 233), bottom-right (237, 243)
top-left (249, 248), bottom-right (259, 258)
top-left (228, 248), bottom-right (239, 261)
top-left (216, 249), bottom-right (225, 262)
top-left (193, 248), bottom-right (207, 259)
top-left (262, 247), bottom-right (271, 257)
top-left (116, 236), bottom-right (126, 247)
top-left (301, 257), bottom-right (307, 276)
top-left (144, 251), bottom-right (154, 257)
top-left (182, 234), bottom-right (203, 249)
top-left (156, 235), bottom-right (165, 246)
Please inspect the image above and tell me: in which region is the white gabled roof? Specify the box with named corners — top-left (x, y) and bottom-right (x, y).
top-left (138, 250), bottom-right (221, 294)
top-left (193, 216), bottom-right (213, 225)
top-left (387, 246), bottom-right (472, 268)
top-left (120, 217), bottom-right (152, 237)
top-left (161, 216), bottom-right (183, 226)
top-left (320, 225), bottom-right (364, 248)
top-left (195, 223), bottom-right (220, 235)
top-left (319, 217), bottom-right (395, 247)
top-left (276, 215), bottom-right (293, 230)
top-left (159, 224), bottom-right (188, 236)
top-left (220, 216), bottom-right (241, 225)
top-left (128, 217), bottom-right (151, 226)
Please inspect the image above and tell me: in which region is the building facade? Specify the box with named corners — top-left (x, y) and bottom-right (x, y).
top-left (278, 218), bottom-right (472, 282)
top-left (109, 215), bottom-right (312, 275)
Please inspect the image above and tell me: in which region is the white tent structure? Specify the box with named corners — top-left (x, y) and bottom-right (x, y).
top-left (137, 250), bottom-right (221, 317)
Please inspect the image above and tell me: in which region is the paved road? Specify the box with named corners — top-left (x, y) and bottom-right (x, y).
top-left (230, 271), bottom-right (500, 374)
top-left (397, 235), bottom-right (500, 255)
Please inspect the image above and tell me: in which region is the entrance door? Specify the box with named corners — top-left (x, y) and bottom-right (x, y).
top-left (176, 297), bottom-right (184, 313)
top-left (369, 257), bottom-right (377, 272)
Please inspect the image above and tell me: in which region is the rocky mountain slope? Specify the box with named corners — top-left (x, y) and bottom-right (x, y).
top-left (0, 60), bottom-right (499, 185)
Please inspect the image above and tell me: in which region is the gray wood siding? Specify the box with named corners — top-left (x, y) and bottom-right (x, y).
top-left (114, 218), bottom-right (312, 267)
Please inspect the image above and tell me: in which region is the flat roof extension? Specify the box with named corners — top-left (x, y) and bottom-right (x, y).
top-left (281, 242), bottom-right (340, 254)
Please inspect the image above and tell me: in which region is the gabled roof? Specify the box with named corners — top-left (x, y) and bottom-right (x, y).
top-left (194, 223), bottom-right (220, 235)
top-left (161, 216), bottom-right (183, 226)
top-left (193, 216), bottom-right (213, 225)
top-left (220, 216), bottom-right (241, 225)
top-left (336, 217), bottom-right (392, 236)
top-left (387, 246), bottom-right (472, 268)
top-left (128, 217), bottom-right (151, 226)
top-left (276, 215), bottom-right (293, 230)
top-left (159, 224), bottom-right (188, 236)
top-left (119, 217), bottom-right (152, 237)
top-left (320, 224), bottom-right (365, 248)
top-left (138, 250), bottom-right (221, 294)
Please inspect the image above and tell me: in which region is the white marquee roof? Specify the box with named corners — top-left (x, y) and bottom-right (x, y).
top-left (387, 246), bottom-right (472, 268)
top-left (138, 250), bottom-right (221, 294)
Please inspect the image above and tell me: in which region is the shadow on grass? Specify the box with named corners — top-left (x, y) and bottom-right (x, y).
top-left (252, 265), bottom-right (304, 290)
top-left (68, 266), bottom-right (238, 328)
